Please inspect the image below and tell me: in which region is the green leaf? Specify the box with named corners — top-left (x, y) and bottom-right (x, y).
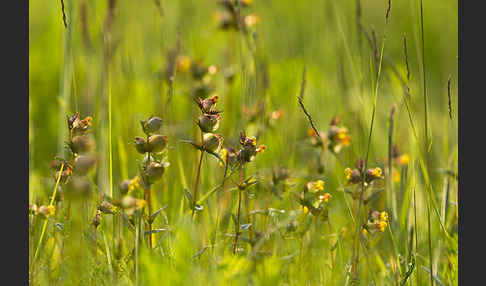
top-left (400, 255), bottom-right (415, 286)
top-left (149, 205), bottom-right (168, 224)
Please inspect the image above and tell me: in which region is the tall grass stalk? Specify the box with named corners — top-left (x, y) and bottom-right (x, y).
top-left (351, 2), bottom-right (391, 282)
top-left (31, 163), bottom-right (65, 271)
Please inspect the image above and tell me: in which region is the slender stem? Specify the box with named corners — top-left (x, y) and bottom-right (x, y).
top-left (94, 227), bottom-right (98, 264)
top-left (147, 188), bottom-right (153, 248)
top-left (31, 163), bottom-right (65, 271)
top-left (233, 163), bottom-right (243, 254)
top-left (426, 190), bottom-right (434, 286)
top-left (191, 132), bottom-right (205, 219)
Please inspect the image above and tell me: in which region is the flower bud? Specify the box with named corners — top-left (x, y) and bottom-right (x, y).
top-left (134, 137), bottom-right (149, 154)
top-left (141, 116), bottom-right (163, 135)
top-left (74, 155), bottom-right (97, 175)
top-left (202, 133), bottom-right (223, 152)
top-left (197, 114), bottom-right (221, 133)
top-left (147, 135), bottom-right (169, 153)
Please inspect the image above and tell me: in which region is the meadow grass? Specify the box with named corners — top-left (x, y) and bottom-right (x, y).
top-left (29, 0), bottom-right (457, 285)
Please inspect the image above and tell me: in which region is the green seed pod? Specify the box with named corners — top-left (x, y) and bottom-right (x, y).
top-left (197, 114), bottom-right (221, 133)
top-left (203, 133), bottom-right (223, 152)
top-left (73, 155), bottom-right (97, 175)
top-left (134, 137), bottom-right (149, 154)
top-left (146, 162), bottom-right (165, 183)
top-left (141, 116), bottom-right (163, 135)
top-left (70, 135), bottom-right (94, 154)
top-left (147, 135), bottom-right (169, 153)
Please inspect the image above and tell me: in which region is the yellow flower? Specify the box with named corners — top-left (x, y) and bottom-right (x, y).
top-left (345, 168), bottom-right (352, 181)
top-left (176, 56), bottom-right (191, 73)
top-left (307, 180), bottom-right (324, 192)
top-left (249, 136), bottom-right (257, 146)
top-left (208, 65), bottom-right (219, 75)
top-left (270, 110), bottom-right (284, 120)
top-left (398, 154), bottom-right (410, 165)
top-left (377, 221), bottom-right (388, 232)
top-left (136, 199), bottom-right (147, 209)
top-left (220, 148), bottom-right (228, 167)
top-left (380, 211), bottom-right (388, 222)
top-left (128, 176), bottom-right (140, 191)
top-left (256, 145), bottom-right (266, 153)
top-left (371, 167), bottom-right (382, 178)
top-left (244, 14), bottom-right (260, 27)
top-left (302, 206), bottom-right (309, 215)
top-left (362, 228), bottom-right (369, 236)
top-left (47, 205), bottom-right (55, 217)
top-left (319, 193), bottom-right (332, 203)
top-left (393, 171), bottom-right (400, 182)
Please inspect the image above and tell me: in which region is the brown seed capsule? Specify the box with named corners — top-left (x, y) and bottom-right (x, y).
top-left (134, 137), bottom-right (149, 154)
top-left (147, 135), bottom-right (169, 153)
top-left (119, 179), bottom-right (131, 195)
top-left (64, 176), bottom-right (92, 200)
top-left (202, 133), bottom-right (223, 152)
top-left (197, 114), bottom-right (221, 133)
top-left (141, 116), bottom-right (163, 135)
top-left (197, 95), bottom-right (219, 113)
top-left (74, 155), bottom-right (97, 175)
top-left (146, 162), bottom-right (165, 183)
top-left (70, 135), bottom-right (94, 154)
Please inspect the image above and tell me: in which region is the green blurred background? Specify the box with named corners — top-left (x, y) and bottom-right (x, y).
top-left (29, 0), bottom-right (457, 285)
